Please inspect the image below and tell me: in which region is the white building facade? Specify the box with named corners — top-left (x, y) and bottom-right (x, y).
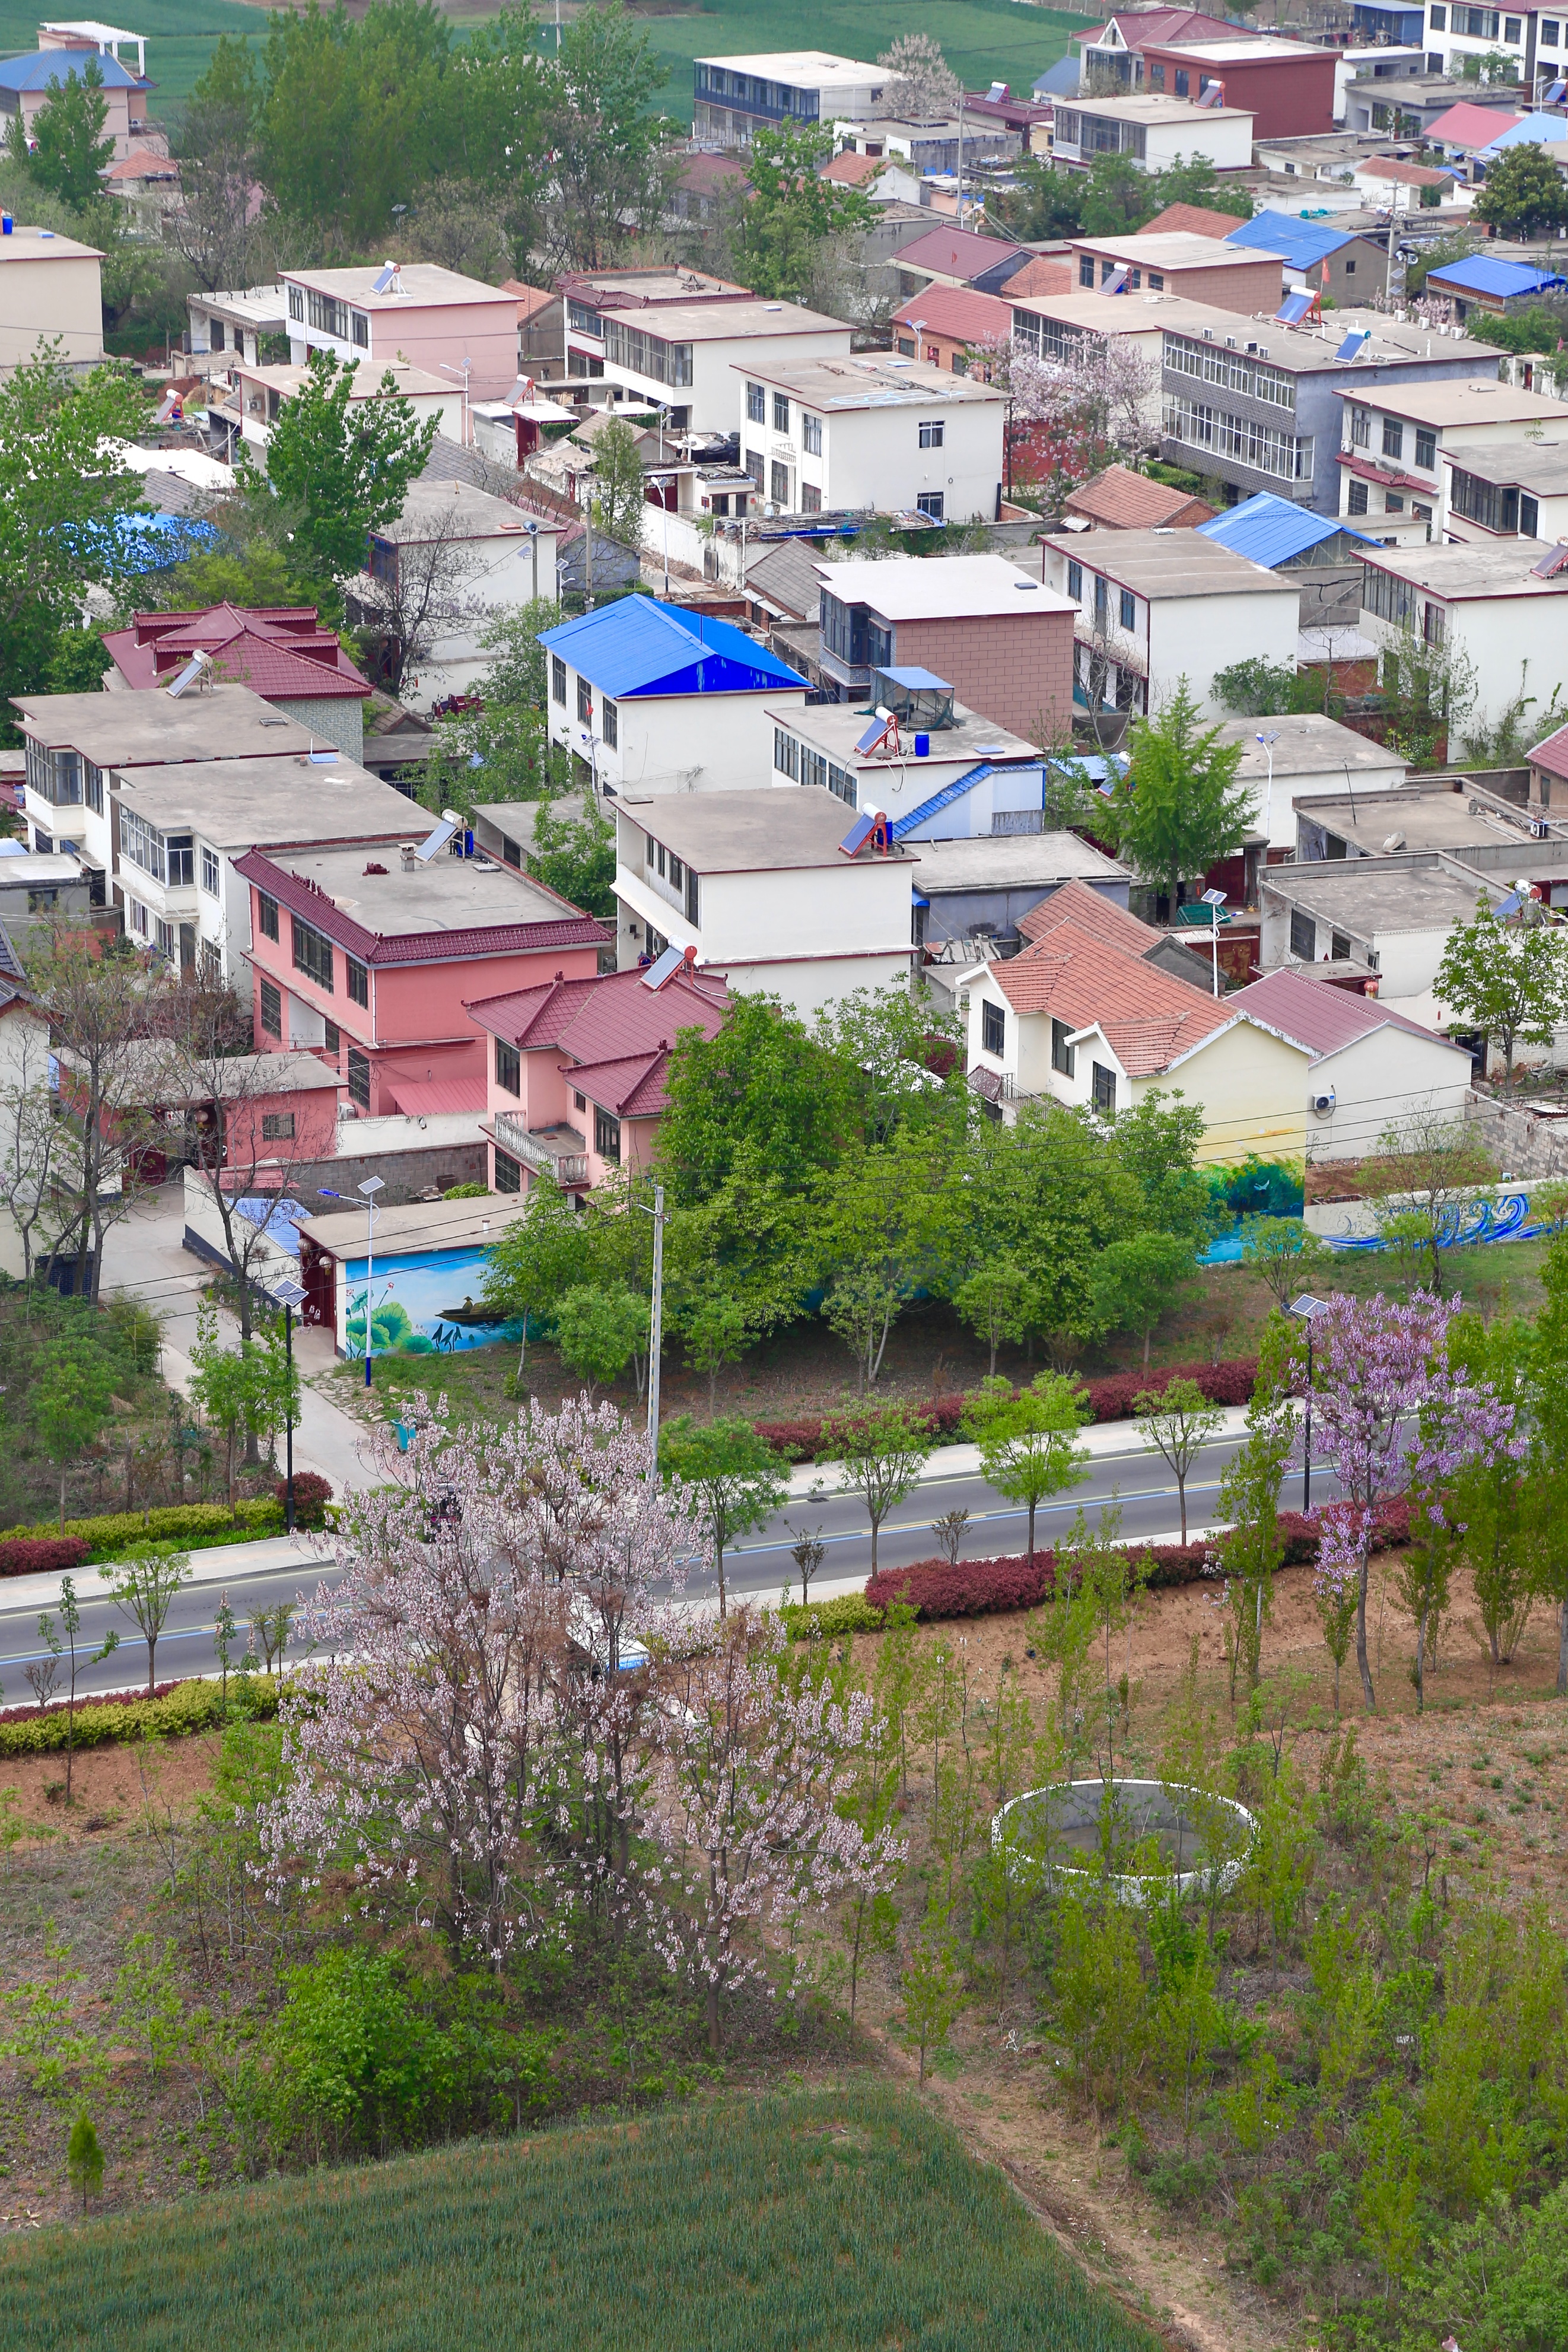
top-left (735, 355), bottom-right (1006, 522)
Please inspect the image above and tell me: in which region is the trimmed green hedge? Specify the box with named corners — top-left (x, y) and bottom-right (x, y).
top-left (0, 1674), bottom-right (280, 1759)
top-left (780, 1593), bottom-right (886, 1642)
top-left (1, 1499), bottom-right (284, 1559)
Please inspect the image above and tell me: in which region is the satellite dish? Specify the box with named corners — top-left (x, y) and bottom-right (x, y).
top-left (1382, 831), bottom-right (1405, 851)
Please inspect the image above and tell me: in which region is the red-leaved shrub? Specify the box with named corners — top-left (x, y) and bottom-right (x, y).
top-left (276, 1471), bottom-right (334, 1530)
top-left (0, 1677), bottom-right (180, 1727)
top-left (0, 1535), bottom-right (91, 1581)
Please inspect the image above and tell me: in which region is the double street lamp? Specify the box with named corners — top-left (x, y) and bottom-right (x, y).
top-left (319, 1175), bottom-right (384, 1385)
top-left (267, 1274), bottom-right (307, 1531)
top-left (1288, 1292), bottom-right (1328, 1511)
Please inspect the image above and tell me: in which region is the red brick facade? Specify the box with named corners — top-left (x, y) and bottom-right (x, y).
top-left (892, 609), bottom-right (1075, 746)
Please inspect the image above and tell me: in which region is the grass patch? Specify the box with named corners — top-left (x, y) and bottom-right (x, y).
top-left (0, 2081), bottom-right (1157, 2352)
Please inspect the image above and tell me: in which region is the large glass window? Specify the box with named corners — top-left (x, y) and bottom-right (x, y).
top-left (292, 916), bottom-right (334, 993)
top-left (495, 1038), bottom-right (521, 1095)
top-left (257, 890), bottom-right (279, 942)
top-left (1363, 564), bottom-right (1418, 627)
top-left (345, 955), bottom-right (368, 1007)
top-left (1165, 335), bottom-right (1295, 411)
top-left (1415, 428), bottom-right (1436, 471)
top-left (601, 317), bottom-right (692, 386)
top-left (595, 1107), bottom-right (621, 1164)
top-left (982, 1000), bottom-right (1004, 1056)
top-left (307, 289), bottom-right (351, 339)
top-left (746, 381), bottom-right (765, 423)
top-left (166, 832), bottom-right (194, 887)
top-left (494, 1149), bottom-right (521, 1193)
top-left (1382, 418), bottom-right (1404, 460)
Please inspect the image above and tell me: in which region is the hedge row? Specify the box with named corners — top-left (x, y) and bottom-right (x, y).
top-left (0, 1498), bottom-right (285, 1577)
top-left (0, 1673), bottom-right (281, 1759)
top-left (0, 1536), bottom-right (91, 1579)
top-left (860, 1499), bottom-right (1416, 1625)
top-left (753, 1357), bottom-right (1259, 1463)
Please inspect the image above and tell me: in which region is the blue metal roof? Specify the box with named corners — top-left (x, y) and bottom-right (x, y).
top-left (1034, 55), bottom-right (1080, 96)
top-left (1225, 210), bottom-right (1355, 271)
top-left (0, 50), bottom-right (143, 90)
top-left (888, 754), bottom-right (1125, 842)
top-left (1196, 491), bottom-right (1375, 568)
top-left (537, 596), bottom-right (807, 701)
top-left (1426, 254), bottom-right (1568, 300)
top-left (1481, 112), bottom-right (1568, 151)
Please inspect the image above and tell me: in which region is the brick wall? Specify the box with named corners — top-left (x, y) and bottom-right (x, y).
top-left (893, 608), bottom-right (1075, 746)
top-left (1165, 257), bottom-right (1283, 316)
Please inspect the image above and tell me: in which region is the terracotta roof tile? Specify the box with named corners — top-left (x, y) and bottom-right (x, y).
top-left (823, 151), bottom-right (884, 186)
top-left (991, 916), bottom-right (1228, 1073)
top-left (1531, 720), bottom-right (1568, 781)
top-left (892, 281), bottom-right (1014, 347)
top-left (104, 603), bottom-right (371, 701)
top-left (1018, 878), bottom-right (1159, 955)
top-left (1063, 463), bottom-right (1216, 530)
top-left (1227, 964), bottom-right (1463, 1057)
top-left (1140, 201), bottom-right (1248, 239)
top-left (1003, 254), bottom-right (1076, 299)
top-left (465, 965), bottom-right (728, 1066)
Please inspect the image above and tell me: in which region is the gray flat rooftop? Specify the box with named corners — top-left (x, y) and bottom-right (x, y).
top-left (621, 785), bottom-right (916, 873)
top-left (116, 757), bottom-right (420, 849)
top-left (12, 685), bottom-right (316, 764)
top-left (1442, 433), bottom-right (1568, 494)
top-left (300, 1189), bottom-right (534, 1258)
top-left (1295, 785), bottom-right (1538, 856)
top-left (728, 352), bottom-right (1006, 407)
top-left (1348, 380), bottom-right (1567, 430)
top-left (1066, 93), bottom-right (1253, 123)
top-left (262, 844), bottom-right (580, 932)
top-left (1216, 714), bottom-right (1406, 781)
top-left (1362, 539), bottom-right (1568, 599)
top-left (769, 698), bottom-right (1041, 770)
top-left (1262, 859), bottom-right (1499, 931)
top-left (814, 553), bottom-right (1075, 621)
top-left (1073, 232), bottom-right (1278, 270)
top-left (1066, 530), bottom-right (1287, 600)
top-left (0, 853), bottom-right (88, 885)
top-left (1012, 287), bottom-right (1496, 376)
top-left (472, 797), bottom-right (587, 851)
top-left (911, 833), bottom-right (1128, 891)
top-left (378, 479), bottom-right (548, 545)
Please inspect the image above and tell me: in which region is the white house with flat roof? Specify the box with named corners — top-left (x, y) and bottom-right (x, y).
top-left (348, 479), bottom-right (561, 708)
top-left (0, 221), bottom-right (103, 371)
top-left (282, 261), bottom-right (519, 405)
top-left (765, 691), bottom-right (1040, 815)
top-left (1441, 434), bottom-right (1568, 546)
top-left (1049, 92), bottom-right (1255, 174)
top-left (736, 354), bottom-right (1006, 523)
top-left (1359, 538), bottom-right (1568, 738)
top-left (692, 51), bottom-right (886, 147)
top-left (185, 284), bottom-right (288, 374)
top-left (1337, 378), bottom-right (1568, 543)
top-left (613, 787), bottom-right (918, 1015)
top-left (1032, 530), bottom-right (1300, 720)
top-left (213, 354), bottom-right (462, 463)
top-left (1214, 713), bottom-right (1407, 851)
top-left (568, 295), bottom-right (854, 438)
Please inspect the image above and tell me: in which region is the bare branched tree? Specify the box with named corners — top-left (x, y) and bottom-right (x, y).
top-left (0, 1014), bottom-right (75, 1289)
top-left (166, 91), bottom-right (262, 295)
top-left (348, 496), bottom-right (494, 700)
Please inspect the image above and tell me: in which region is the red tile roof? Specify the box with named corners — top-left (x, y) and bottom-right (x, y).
top-left (104, 603), bottom-right (371, 702)
top-left (1063, 463), bottom-right (1216, 530)
top-left (990, 914), bottom-right (1229, 1075)
top-left (823, 151), bottom-right (885, 186)
top-left (383, 1075), bottom-right (488, 1115)
top-left (895, 225), bottom-right (1028, 284)
top-left (1532, 722), bottom-right (1568, 782)
top-left (1018, 878), bottom-right (1158, 955)
top-left (1003, 254), bottom-right (1076, 300)
top-left (465, 964), bottom-right (729, 1114)
top-left (1424, 101), bottom-right (1524, 149)
top-left (892, 281), bottom-right (1013, 347)
top-left (1076, 8), bottom-right (1242, 49)
top-left (1357, 157), bottom-right (1454, 189)
top-left (1226, 965), bottom-right (1464, 1059)
top-left (1139, 201), bottom-right (1248, 239)
top-left (501, 279), bottom-right (559, 322)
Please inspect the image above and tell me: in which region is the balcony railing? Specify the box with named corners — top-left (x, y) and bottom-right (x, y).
top-left (492, 1112), bottom-right (589, 1188)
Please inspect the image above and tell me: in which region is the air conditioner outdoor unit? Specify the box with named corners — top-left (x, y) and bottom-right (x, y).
top-left (1311, 1086), bottom-right (1337, 1117)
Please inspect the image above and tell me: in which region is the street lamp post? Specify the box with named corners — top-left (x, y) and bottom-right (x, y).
top-left (1256, 729), bottom-right (1280, 854)
top-left (269, 1275), bottom-right (307, 1531)
top-left (1200, 885), bottom-right (1227, 999)
top-left (319, 1175), bottom-right (384, 1386)
top-left (1289, 1292), bottom-right (1327, 1512)
top-left (525, 518), bottom-right (539, 603)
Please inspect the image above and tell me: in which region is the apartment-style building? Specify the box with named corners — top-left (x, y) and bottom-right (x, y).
top-left (1034, 529), bottom-right (1299, 720)
top-left (1336, 378), bottom-right (1567, 543)
top-left (736, 354), bottom-right (1005, 523)
top-left (282, 261), bottom-right (520, 402)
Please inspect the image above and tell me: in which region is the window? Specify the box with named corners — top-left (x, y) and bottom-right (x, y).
top-left (495, 1038), bottom-right (521, 1095)
top-left (918, 420), bottom-right (944, 449)
top-left (668, 851), bottom-right (685, 891)
top-left (602, 698), bottom-right (618, 749)
top-left (917, 492), bottom-right (944, 520)
top-left (292, 916), bottom-right (334, 993)
top-left (1430, 2), bottom-right (1446, 21)
top-left (201, 844), bottom-right (220, 896)
top-left (1094, 573), bottom-right (1108, 625)
top-left (347, 1047), bottom-right (371, 1111)
top-left (1423, 600), bottom-right (1446, 646)
top-left (1119, 588), bottom-right (1136, 631)
top-left (1150, 61), bottom-right (1165, 86)
top-left (345, 955), bottom-right (368, 1008)
top-left (1175, 67), bottom-right (1189, 94)
top-left (1544, 16), bottom-right (1561, 42)
top-left (599, 319), bottom-right (692, 386)
top-left (128, 895), bottom-right (149, 938)
top-left (1051, 1018), bottom-right (1075, 1078)
top-left (746, 380), bottom-right (765, 424)
top-left (166, 832), bottom-right (195, 887)
top-left (1148, 272), bottom-right (1164, 291)
top-left (982, 999), bottom-right (1005, 1056)
top-left (595, 1107), bottom-right (622, 1164)
top-left (1091, 1062), bottom-right (1116, 1113)
top-left (495, 1149), bottom-right (521, 1194)
top-left (119, 806), bottom-right (164, 879)
top-left (1415, 428), bottom-right (1436, 471)
top-left (307, 289), bottom-right (351, 339)
top-left (827, 762), bottom-right (855, 807)
top-left (325, 1019), bottom-right (340, 1057)
top-left (259, 977), bottom-right (282, 1037)
top-left (1505, 13), bottom-right (1521, 36)
top-left (262, 1111), bottom-right (296, 1142)
top-left (1080, 254), bottom-right (1096, 288)
top-left (1522, 494), bottom-right (1540, 538)
top-left (774, 726), bottom-right (798, 777)
top-left (1067, 558), bottom-right (1083, 601)
top-left (257, 890), bottom-right (279, 942)
top-left (1350, 405), bottom-right (1370, 448)
top-left (771, 460), bottom-right (790, 506)
top-left (1362, 564), bottom-right (1417, 627)
top-left (84, 760), bottom-right (103, 815)
top-left (287, 284), bottom-right (304, 322)
top-left (1384, 492), bottom-right (1404, 514)
top-left (685, 868), bottom-right (700, 926)
top-left (1289, 908), bottom-right (1316, 961)
top-left (802, 411), bottom-right (822, 455)
top-left (743, 450), bottom-right (764, 488)
top-left (551, 654), bottom-right (567, 704)
top-left (1347, 478), bottom-right (1369, 514)
top-left (574, 1089), bottom-right (587, 1112)
top-left (801, 484), bottom-right (822, 514)
top-left (1344, 260), bottom-right (1355, 275)
top-left (1382, 418), bottom-right (1404, 459)
top-left (772, 391), bottom-right (790, 433)
top-left (351, 310), bottom-right (369, 348)
top-left (577, 676), bottom-right (592, 724)
top-left (567, 299), bottom-right (603, 336)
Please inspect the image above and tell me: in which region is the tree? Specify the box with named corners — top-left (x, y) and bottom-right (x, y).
top-left (540, 0), bottom-right (676, 272)
top-left (953, 1258), bottom-right (1029, 1377)
top-left (35, 1575), bottom-right (117, 1806)
top-left (0, 1018), bottom-right (78, 1289)
top-left (1375, 619), bottom-right (1478, 768)
top-left (349, 497), bottom-right (489, 699)
top-left (1475, 141), bottom-right (1568, 238)
top-left (877, 33), bottom-right (961, 119)
top-left (1241, 1216), bottom-right (1334, 1312)
top-left (729, 120), bottom-right (876, 303)
top-left (7, 60), bottom-right (115, 209)
top-left (1307, 1291), bottom-right (1516, 1711)
top-left (1213, 657), bottom-right (1328, 719)
top-left (479, 1180), bottom-right (599, 1374)
top-left (821, 1401), bottom-right (936, 1575)
top-left (188, 1298), bottom-right (265, 1501)
top-left (996, 156), bottom-right (1083, 243)
top-left (529, 799), bottom-right (617, 917)
top-left (552, 1284), bottom-right (650, 1403)
top-left (1362, 1110), bottom-right (1498, 1295)
top-left (241, 349), bottom-right (437, 618)
top-left (1092, 1232), bottom-right (1198, 1368)
top-left (1080, 152), bottom-right (1156, 236)
top-left (676, 1280), bottom-right (751, 1417)
top-left (1134, 1377), bottom-right (1225, 1546)
top-left (100, 1543), bottom-right (193, 1698)
top-left (1435, 899), bottom-right (1567, 1093)
top-left (963, 1372), bottom-right (1090, 1562)
top-left (33, 1343), bottom-right (116, 1529)
top-left (817, 1130), bottom-right (951, 1389)
top-left (0, 352), bottom-right (148, 709)
top-left (587, 417), bottom-right (648, 552)
top-left (1102, 679), bottom-right (1253, 917)
top-left (1000, 332), bottom-right (1157, 510)
top-left (899, 1902), bottom-right (968, 2086)
top-left (1214, 1401), bottom-right (1293, 1699)
top-left (658, 1416), bottom-right (789, 1617)
top-left (1152, 152), bottom-right (1251, 221)
top-left (66, 2111), bottom-right (104, 2211)
top-left (166, 49), bottom-right (260, 292)
top-left (658, 994), bottom-right (857, 1207)
top-left (1528, 1235), bottom-right (1568, 1693)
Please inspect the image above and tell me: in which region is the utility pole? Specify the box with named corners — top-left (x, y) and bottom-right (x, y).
top-left (645, 1181), bottom-right (665, 1461)
top-left (956, 88), bottom-right (965, 228)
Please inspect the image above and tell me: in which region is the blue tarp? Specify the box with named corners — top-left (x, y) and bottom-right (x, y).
top-left (539, 595), bottom-right (808, 701)
top-left (1225, 210), bottom-right (1356, 271)
top-left (1427, 253), bottom-right (1568, 300)
top-left (1197, 491), bottom-right (1375, 569)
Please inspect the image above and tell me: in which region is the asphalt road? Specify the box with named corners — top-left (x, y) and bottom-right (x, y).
top-left (0, 1428), bottom-right (1336, 1702)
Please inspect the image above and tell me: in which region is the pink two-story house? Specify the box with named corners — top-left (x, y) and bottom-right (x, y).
top-left (466, 951), bottom-right (727, 1193)
top-left (237, 841), bottom-right (606, 1118)
top-left (282, 262), bottom-right (521, 405)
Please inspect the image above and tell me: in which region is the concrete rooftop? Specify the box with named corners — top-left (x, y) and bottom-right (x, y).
top-left (1262, 859), bottom-right (1499, 931)
top-left (12, 686), bottom-right (316, 765)
top-left (621, 786), bottom-right (917, 873)
top-left (261, 843), bottom-right (578, 933)
top-left (115, 757), bottom-right (419, 850)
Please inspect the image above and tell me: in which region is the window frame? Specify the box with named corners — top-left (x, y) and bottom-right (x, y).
top-left (201, 844), bottom-right (220, 897)
top-left (594, 1105), bottom-right (622, 1164)
top-left (256, 891), bottom-right (279, 943)
top-left (550, 654), bottom-right (567, 704)
top-left (981, 999), bottom-right (1005, 1057)
top-left (259, 977), bottom-right (282, 1038)
top-left (291, 914), bottom-right (335, 994)
top-left (345, 955), bottom-right (368, 1009)
top-left (1090, 1061), bottom-right (1117, 1114)
top-left (346, 1046), bottom-right (371, 1111)
top-left (262, 1111), bottom-right (296, 1142)
top-left (918, 419), bottom-right (945, 449)
top-left (494, 1149), bottom-right (521, 1193)
top-left (495, 1037), bottom-right (521, 1096)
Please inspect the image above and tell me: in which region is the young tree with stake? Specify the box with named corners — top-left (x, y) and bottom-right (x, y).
top-left (962, 1372), bottom-right (1091, 1563)
top-left (658, 1416), bottom-right (789, 1617)
top-left (34, 1576), bottom-right (117, 1805)
top-left (1134, 1377), bottom-right (1225, 1546)
top-left (821, 1401), bottom-right (936, 1576)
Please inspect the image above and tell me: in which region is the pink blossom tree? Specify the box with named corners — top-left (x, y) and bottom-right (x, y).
top-left (1305, 1292), bottom-right (1518, 1712)
top-left (977, 329), bottom-right (1157, 508)
top-left (645, 1610), bottom-right (905, 2051)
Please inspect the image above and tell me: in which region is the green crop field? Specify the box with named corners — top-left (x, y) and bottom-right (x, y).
top-left (0, 2082), bottom-right (1159, 2352)
top-left (0, 0), bottom-right (266, 108)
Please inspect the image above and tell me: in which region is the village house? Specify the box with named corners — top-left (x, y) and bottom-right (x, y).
top-left (282, 260), bottom-right (520, 406)
top-left (812, 554), bottom-right (1076, 739)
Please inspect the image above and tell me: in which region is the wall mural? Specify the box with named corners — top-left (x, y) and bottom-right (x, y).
top-left (342, 1245), bottom-right (523, 1358)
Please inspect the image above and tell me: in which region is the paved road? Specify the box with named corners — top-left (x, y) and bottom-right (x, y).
top-left (0, 1412), bottom-right (1338, 1702)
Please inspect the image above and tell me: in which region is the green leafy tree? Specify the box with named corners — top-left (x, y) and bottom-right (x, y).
top-left (953, 1257), bottom-right (1029, 1377)
top-left (1134, 1375), bottom-right (1226, 1544)
top-left (731, 119), bottom-right (876, 301)
top-left (1079, 152), bottom-right (1156, 236)
top-left (530, 799), bottom-right (616, 917)
top-left (997, 155), bottom-right (1083, 241)
top-left (589, 417), bottom-right (648, 549)
top-left (1435, 898), bottom-right (1567, 1093)
top-left (657, 995), bottom-right (858, 1206)
top-left (100, 1542), bottom-right (193, 1698)
top-left (113, 1934), bottom-right (184, 2078)
top-left (32, 1342), bottom-right (116, 1530)
top-left (241, 349), bottom-right (437, 618)
top-left (1112, 1089), bottom-right (1213, 1247)
top-left (1475, 141), bottom-right (1568, 237)
top-left (962, 1102), bottom-right (1138, 1366)
top-left (1213, 656), bottom-right (1328, 718)
top-left (1102, 679), bottom-right (1253, 917)
top-left (659, 1415), bottom-right (788, 1616)
top-left (816, 1131), bottom-right (951, 1389)
top-left (66, 2111), bottom-right (104, 2211)
top-left (552, 1283), bottom-right (650, 1402)
top-left (899, 1901), bottom-right (968, 2086)
top-left (187, 1299), bottom-right (270, 1504)
top-left (1215, 1401), bottom-right (1293, 1699)
top-left (1151, 152), bottom-right (1252, 221)
top-left (1241, 1215), bottom-right (1333, 1312)
top-left (542, 0), bottom-right (676, 272)
top-left (822, 1400), bottom-right (936, 1577)
top-left (1363, 1108), bottom-right (1497, 1295)
top-left (1091, 1232), bottom-right (1198, 1369)
top-left (7, 60), bottom-right (114, 208)
top-left (252, 0), bottom-right (453, 246)
top-left (676, 1280), bottom-right (750, 1417)
top-left (963, 1371), bottom-right (1091, 1563)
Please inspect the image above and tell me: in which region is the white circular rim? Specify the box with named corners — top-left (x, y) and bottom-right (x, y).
top-left (990, 1777), bottom-right (1257, 1906)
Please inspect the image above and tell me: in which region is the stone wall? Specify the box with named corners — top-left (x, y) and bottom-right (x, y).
top-left (1466, 1092), bottom-right (1568, 1180)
